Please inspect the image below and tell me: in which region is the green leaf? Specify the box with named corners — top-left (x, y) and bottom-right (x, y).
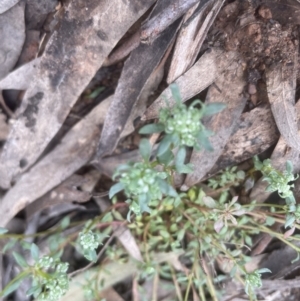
top-left (157, 135), bottom-right (173, 157)
top-left (139, 138), bottom-right (151, 161)
top-left (0, 272), bottom-right (29, 298)
top-left (30, 243), bottom-right (39, 262)
top-left (3, 239), bottom-right (17, 253)
top-left (292, 252), bottom-right (300, 264)
top-left (204, 103), bottom-right (226, 116)
top-left (157, 179), bottom-right (178, 197)
top-left (0, 227), bottom-right (8, 234)
top-left (138, 194), bottom-right (151, 214)
top-left (197, 131), bottom-right (213, 151)
top-left (286, 160), bottom-right (293, 173)
top-left (88, 86), bottom-right (105, 99)
top-left (60, 215), bottom-right (71, 229)
top-left (257, 268), bottom-right (271, 274)
top-left (26, 285), bottom-right (42, 297)
top-left (109, 182), bottom-right (125, 199)
top-left (139, 123), bottom-right (164, 134)
top-left (157, 148), bottom-right (174, 166)
top-left (202, 196), bottom-right (216, 208)
top-left (170, 83), bottom-right (182, 104)
top-left (84, 249), bottom-right (98, 262)
top-left (13, 252), bottom-right (28, 268)
top-left (175, 146), bottom-right (186, 170)
top-left (285, 214), bottom-right (296, 228)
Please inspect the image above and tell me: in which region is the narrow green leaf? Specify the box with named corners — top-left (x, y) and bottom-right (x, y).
top-left (0, 227), bottom-right (8, 234)
top-left (87, 86), bottom-right (105, 99)
top-left (170, 83), bottom-right (182, 104)
top-left (139, 123), bottom-right (164, 134)
top-left (204, 103), bottom-right (226, 116)
top-left (13, 252), bottom-right (28, 268)
top-left (139, 138), bottom-right (151, 161)
top-left (30, 243), bottom-right (39, 262)
top-left (0, 276), bottom-right (26, 298)
top-left (60, 215), bottom-right (71, 229)
top-left (109, 182), bottom-right (125, 199)
top-left (286, 160), bottom-right (293, 173)
top-left (257, 268), bottom-right (271, 274)
top-left (175, 146), bottom-right (186, 170)
top-left (157, 135), bottom-right (172, 157)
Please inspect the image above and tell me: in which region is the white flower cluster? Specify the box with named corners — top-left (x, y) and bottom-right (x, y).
top-left (159, 104), bottom-right (203, 147)
top-left (79, 230), bottom-right (100, 251)
top-left (37, 274), bottom-right (69, 301)
top-left (119, 162), bottom-right (167, 201)
top-left (33, 256), bottom-right (69, 301)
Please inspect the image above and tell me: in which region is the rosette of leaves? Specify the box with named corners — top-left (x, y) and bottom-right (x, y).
top-left (109, 139), bottom-right (178, 220)
top-left (253, 157), bottom-right (297, 200)
top-left (139, 84), bottom-right (226, 172)
top-left (244, 268), bottom-right (271, 297)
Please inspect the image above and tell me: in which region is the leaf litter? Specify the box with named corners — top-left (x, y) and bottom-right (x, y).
top-left (2, 0), bottom-right (300, 300)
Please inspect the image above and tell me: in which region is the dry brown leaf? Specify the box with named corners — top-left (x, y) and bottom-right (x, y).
top-left (209, 104), bottom-right (279, 175)
top-left (0, 2), bottom-right (25, 79)
top-left (0, 0), bottom-right (155, 189)
top-left (0, 0), bottom-right (20, 14)
top-left (0, 58), bottom-right (40, 90)
top-left (143, 48), bottom-right (236, 120)
top-left (141, 0), bottom-right (200, 43)
top-left (0, 97), bottom-right (111, 227)
top-left (0, 111), bottom-right (9, 141)
top-left (266, 47), bottom-right (299, 151)
top-left (182, 56), bottom-right (247, 189)
top-left (167, 0), bottom-right (224, 83)
top-left (25, 0), bottom-right (58, 30)
top-left (95, 0), bottom-right (180, 159)
top-left (25, 174), bottom-right (92, 220)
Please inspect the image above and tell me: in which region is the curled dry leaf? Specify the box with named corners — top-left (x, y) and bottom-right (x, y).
top-left (0, 0), bottom-right (155, 189)
top-left (182, 55), bottom-right (247, 189)
top-left (143, 48), bottom-right (236, 120)
top-left (0, 97), bottom-right (111, 227)
top-left (0, 2), bottom-right (25, 80)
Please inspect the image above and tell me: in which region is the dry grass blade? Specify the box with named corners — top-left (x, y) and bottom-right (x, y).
top-left (0, 0), bottom-right (155, 189)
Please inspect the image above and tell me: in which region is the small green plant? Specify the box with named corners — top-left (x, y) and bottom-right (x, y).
top-left (253, 156), bottom-right (299, 229)
top-left (110, 84), bottom-right (226, 220)
top-left (3, 85), bottom-right (300, 301)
